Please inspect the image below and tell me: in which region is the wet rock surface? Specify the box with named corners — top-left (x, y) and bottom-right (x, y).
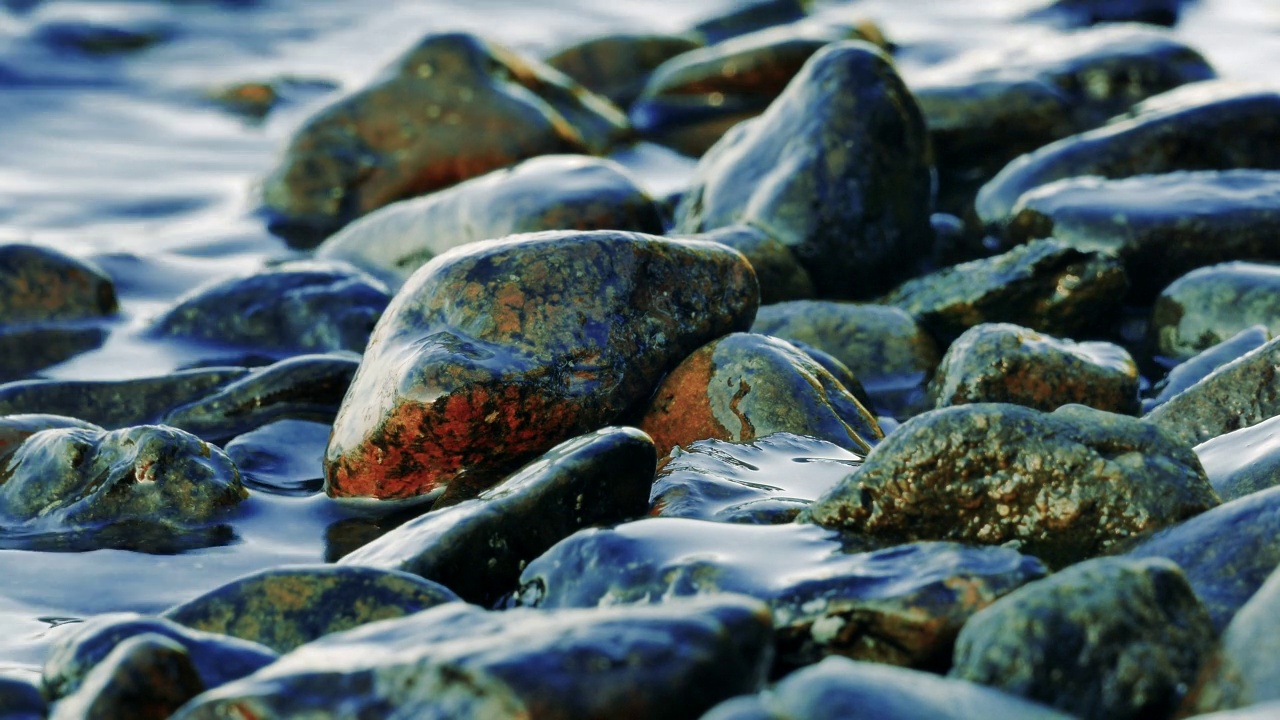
top-left (950, 557), bottom-right (1215, 720)
top-left (1152, 262), bottom-right (1280, 360)
top-left (517, 518), bottom-right (1046, 673)
top-left (49, 633), bottom-right (204, 720)
top-left (1183, 565), bottom-right (1280, 715)
top-left (324, 230), bottom-right (757, 501)
top-left (674, 225), bottom-right (815, 304)
top-left (929, 322), bottom-right (1140, 414)
top-left (545, 33), bottom-right (703, 108)
top-left (1143, 325), bottom-right (1268, 414)
top-left (0, 674), bottom-right (45, 719)
top-left (801, 403), bottom-right (1218, 569)
top-left (1196, 416), bottom-right (1280, 501)
top-left (1031, 0), bottom-right (1184, 27)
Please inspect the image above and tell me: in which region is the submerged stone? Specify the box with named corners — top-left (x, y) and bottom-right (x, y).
top-left (324, 230), bottom-right (757, 501)
top-left (1143, 325), bottom-right (1268, 414)
top-left (0, 324), bottom-right (109, 384)
top-left (1182, 566), bottom-right (1280, 715)
top-left (261, 32), bottom-right (629, 245)
top-left (545, 33), bottom-right (703, 107)
top-left (801, 403), bottom-right (1218, 569)
top-left (674, 41), bottom-right (933, 299)
top-left (223, 419), bottom-right (330, 496)
top-left (517, 518), bottom-right (1045, 673)
top-left (49, 633), bottom-right (204, 720)
top-left (674, 225), bottom-right (815, 304)
top-left (950, 557), bottom-right (1214, 720)
top-left (638, 333), bottom-right (881, 457)
top-left (316, 155), bottom-right (663, 287)
top-left (1152, 262), bottom-right (1280, 360)
top-left (172, 596), bottom-right (772, 720)
top-left (339, 427), bottom-right (656, 606)
top-left (1197, 416), bottom-right (1280, 501)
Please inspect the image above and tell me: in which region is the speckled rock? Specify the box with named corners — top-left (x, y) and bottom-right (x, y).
top-left (976, 83), bottom-right (1280, 226)
top-left (316, 155), bottom-right (664, 287)
top-left (702, 656), bottom-right (1073, 720)
top-left (42, 613), bottom-right (277, 701)
top-left (339, 427), bottom-right (656, 605)
top-left (324, 230), bottom-right (757, 501)
top-left (675, 225), bottom-right (815, 304)
top-left (674, 41), bottom-right (933, 299)
top-left (49, 633), bottom-right (204, 720)
top-left (148, 262), bottom-right (389, 356)
top-left (1196, 416), bottom-right (1280, 501)
top-left (1143, 325), bottom-right (1268, 414)
top-left (0, 414), bottom-right (101, 460)
top-left (801, 403), bottom-right (1219, 569)
top-left (929, 323), bottom-right (1140, 414)
top-left (261, 32), bottom-right (629, 245)
top-left (517, 518), bottom-right (1046, 673)
top-left (172, 596), bottom-right (773, 720)
top-left (1181, 565), bottom-right (1280, 715)
top-left (1030, 0), bottom-right (1183, 26)
top-left (651, 432), bottom-right (861, 524)
top-left (0, 244), bottom-right (117, 324)
top-left (162, 565), bottom-right (459, 653)
top-left (0, 674), bottom-right (45, 720)
top-left (692, 0), bottom-right (811, 43)
top-left (1152, 262), bottom-right (1280, 360)
top-left (882, 238), bottom-right (1127, 343)
top-left (950, 557), bottom-right (1214, 720)
top-left (545, 33), bottom-right (703, 107)
top-left (639, 333), bottom-right (882, 457)
top-left (1127, 485), bottom-right (1280, 631)
top-left (0, 324), bottom-right (109, 384)
top-left (1144, 334), bottom-right (1280, 447)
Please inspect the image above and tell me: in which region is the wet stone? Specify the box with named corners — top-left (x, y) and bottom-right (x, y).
top-left (675, 225), bottom-right (816, 305)
top-left (162, 565), bottom-right (460, 653)
top-left (801, 403), bottom-right (1219, 569)
top-left (1143, 325), bottom-right (1268, 414)
top-left (545, 33), bottom-right (703, 107)
top-left (324, 230), bottom-right (757, 501)
top-left (339, 427), bottom-right (656, 606)
top-left (1152, 261), bottom-right (1280, 360)
top-left (148, 261), bottom-right (390, 356)
top-left (223, 419), bottom-right (329, 496)
top-left (1030, 0), bottom-right (1184, 27)
top-left (950, 556), bottom-right (1214, 720)
top-left (674, 41), bottom-right (933, 300)
top-left (976, 83), bottom-right (1280, 227)
top-left (172, 596), bottom-right (772, 720)
top-left (882, 238), bottom-right (1127, 343)
top-left (929, 323), bottom-right (1140, 415)
top-left (205, 76), bottom-right (339, 121)
top-left (702, 656), bottom-right (1072, 720)
top-left (316, 155), bottom-right (663, 288)
top-left (50, 633), bottom-right (204, 720)
top-left (42, 613), bottom-right (277, 702)
top-left (0, 324), bottom-right (109, 384)
top-left (638, 333), bottom-right (882, 457)
top-left (0, 674), bottom-right (45, 720)
top-left (786, 341), bottom-right (873, 412)
top-left (261, 32), bottom-right (629, 245)
top-left (1197, 416), bottom-right (1280, 501)
top-left (35, 16), bottom-right (171, 55)
top-left (650, 432), bottom-right (861, 525)
top-left (0, 244), bottom-right (117, 324)
top-left (692, 0), bottom-right (810, 44)
top-left (516, 518), bottom-right (1046, 674)
top-left (1181, 565), bottom-right (1280, 715)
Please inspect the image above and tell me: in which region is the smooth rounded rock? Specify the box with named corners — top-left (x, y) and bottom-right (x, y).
top-left (1196, 416), bottom-right (1280, 501)
top-left (1143, 325), bottom-right (1269, 414)
top-left (675, 225), bottom-right (816, 304)
top-left (1152, 262), bottom-right (1280, 360)
top-left (0, 243), bottom-right (117, 324)
top-left (1181, 565), bottom-right (1280, 715)
top-left (545, 33), bottom-right (703, 107)
top-left (1031, 0), bottom-right (1183, 26)
top-left (692, 0), bottom-right (810, 44)
top-left (0, 674), bottom-right (45, 720)
top-left (49, 633), bottom-right (204, 720)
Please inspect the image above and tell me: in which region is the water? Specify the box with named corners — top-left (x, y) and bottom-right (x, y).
top-left (0, 0), bottom-right (1277, 677)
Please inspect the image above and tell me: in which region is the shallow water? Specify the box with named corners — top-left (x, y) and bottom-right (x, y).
top-left (0, 0), bottom-right (1277, 676)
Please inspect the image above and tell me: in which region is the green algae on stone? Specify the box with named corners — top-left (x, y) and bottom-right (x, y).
top-left (1181, 565), bottom-right (1280, 715)
top-left (800, 403), bottom-right (1218, 569)
top-left (260, 32), bottom-right (630, 245)
top-left (674, 225), bottom-right (815, 304)
top-left (930, 322), bottom-right (1140, 414)
top-left (950, 557), bottom-right (1214, 720)
top-left (1144, 325), bottom-right (1268, 414)
top-left (638, 333), bottom-right (882, 457)
top-left (339, 427), bottom-right (656, 606)
top-left (1152, 262), bottom-right (1280, 360)
top-left (545, 33), bottom-right (703, 107)
top-left (324, 230), bottom-right (757, 501)
top-left (674, 41), bottom-right (933, 299)
top-left (1196, 416), bottom-right (1280, 501)
top-left (882, 238), bottom-right (1127, 342)
top-left (171, 596), bottom-right (773, 720)
top-left (316, 155), bottom-right (663, 288)
top-left (49, 633), bottom-right (204, 720)
top-left (162, 565), bottom-right (459, 654)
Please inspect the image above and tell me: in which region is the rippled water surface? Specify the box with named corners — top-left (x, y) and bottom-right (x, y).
top-left (0, 0), bottom-right (1277, 675)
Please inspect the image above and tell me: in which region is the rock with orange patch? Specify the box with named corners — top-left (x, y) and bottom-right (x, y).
top-left (639, 333), bottom-right (881, 457)
top-left (324, 229), bottom-right (758, 501)
top-left (261, 32), bottom-right (630, 246)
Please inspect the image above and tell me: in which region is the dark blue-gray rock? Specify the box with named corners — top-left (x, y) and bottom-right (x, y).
top-left (801, 403), bottom-right (1219, 569)
top-left (675, 225), bottom-right (816, 305)
top-left (1143, 325), bottom-right (1269, 414)
top-left (674, 41), bottom-right (933, 299)
top-left (315, 156), bottom-right (664, 288)
top-left (692, 0), bottom-right (810, 43)
top-left (881, 238), bottom-right (1127, 343)
top-left (339, 426), bottom-right (655, 605)
top-left (41, 614), bottom-right (277, 701)
top-left (148, 262), bottom-right (390, 356)
top-left (0, 674), bottom-right (45, 720)
top-left (1030, 0), bottom-right (1184, 26)
top-left (1196, 415), bottom-right (1280, 501)
top-left (1180, 565), bottom-right (1280, 715)
top-left (545, 33), bottom-right (703, 107)
top-left (162, 565), bottom-right (459, 653)
top-left (950, 557), bottom-right (1214, 720)
top-left (651, 433), bottom-right (860, 524)
top-left (1152, 262), bottom-right (1280, 360)
top-left (171, 596), bottom-right (772, 720)
top-left (1127, 485), bottom-right (1280, 631)
top-left (516, 518), bottom-right (1046, 673)
top-left (0, 324), bottom-right (109, 384)
top-left (702, 656), bottom-right (1072, 720)
top-left (49, 633), bottom-right (204, 720)
top-left (223, 419), bottom-right (329, 496)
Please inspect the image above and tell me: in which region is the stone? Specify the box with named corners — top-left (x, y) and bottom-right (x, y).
top-left (950, 557), bottom-right (1214, 720)
top-left (1181, 566), bottom-right (1280, 715)
top-left (638, 333), bottom-right (882, 457)
top-left (675, 225), bottom-right (816, 305)
top-left (316, 155), bottom-right (663, 287)
top-left (324, 230), bottom-right (757, 501)
top-left (545, 33), bottom-right (703, 107)
top-left (929, 323), bottom-right (1140, 414)
top-left (0, 325), bottom-right (109, 384)
top-left (801, 403), bottom-right (1219, 569)
top-left (339, 427), bottom-right (656, 606)
top-left (692, 0), bottom-right (810, 44)
top-left (260, 32), bottom-right (629, 245)
top-left (882, 238), bottom-right (1127, 343)
top-left (162, 565), bottom-right (459, 653)
top-left (1197, 416), bottom-right (1280, 501)
top-left (674, 41), bottom-right (933, 299)
top-left (205, 76), bottom-right (338, 120)
top-left (171, 596), bottom-right (772, 720)
top-left (1143, 325), bottom-right (1268, 414)
top-left (1152, 262), bottom-right (1280, 360)
top-left (223, 419), bottom-right (330, 496)
top-left (0, 244), bottom-right (117, 324)
top-left (49, 633), bottom-right (204, 720)
top-left (516, 518), bottom-right (1045, 673)
top-left (1030, 0), bottom-right (1184, 26)
top-left (0, 674), bottom-right (45, 720)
